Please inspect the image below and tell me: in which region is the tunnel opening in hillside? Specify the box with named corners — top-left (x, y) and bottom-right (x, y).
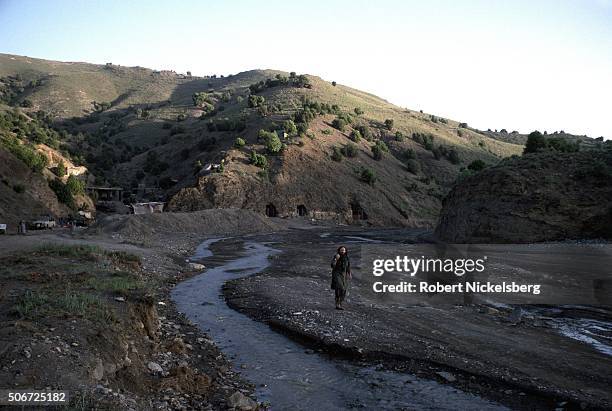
top-left (265, 203), bottom-right (278, 217)
top-left (297, 204), bottom-right (308, 217)
top-left (351, 202), bottom-right (368, 221)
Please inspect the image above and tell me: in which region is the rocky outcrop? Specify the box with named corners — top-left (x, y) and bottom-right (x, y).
top-left (435, 150), bottom-right (612, 243)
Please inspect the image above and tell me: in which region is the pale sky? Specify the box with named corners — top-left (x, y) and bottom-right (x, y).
top-left (1, 0), bottom-right (611, 138)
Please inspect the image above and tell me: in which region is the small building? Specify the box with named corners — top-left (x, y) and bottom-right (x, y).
top-left (130, 202), bottom-right (165, 215)
top-left (86, 187), bottom-right (124, 202)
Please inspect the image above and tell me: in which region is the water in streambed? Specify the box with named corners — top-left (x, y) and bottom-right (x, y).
top-left (172, 237), bottom-right (506, 410)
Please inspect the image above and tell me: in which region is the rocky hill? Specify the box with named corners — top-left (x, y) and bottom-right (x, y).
top-left (435, 148), bottom-right (612, 243)
top-left (0, 53), bottom-right (530, 226)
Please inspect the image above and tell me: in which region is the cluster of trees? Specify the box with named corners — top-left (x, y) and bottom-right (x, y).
top-left (248, 72), bottom-right (311, 94)
top-left (412, 132), bottom-right (435, 150)
top-left (329, 142), bottom-right (358, 162)
top-left (524, 131), bottom-right (580, 154)
top-left (206, 118), bottom-right (247, 132)
top-left (143, 151), bottom-right (169, 176)
top-left (249, 150), bottom-right (268, 168)
top-left (192, 92), bottom-right (216, 112)
top-left (248, 95), bottom-right (265, 108)
top-left (48, 175), bottom-right (85, 209)
top-left (432, 145), bottom-right (461, 164)
top-left (0, 75), bottom-right (42, 107)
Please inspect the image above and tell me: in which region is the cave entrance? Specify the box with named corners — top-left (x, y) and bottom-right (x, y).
top-left (351, 202), bottom-right (368, 220)
top-left (265, 203), bottom-right (278, 217)
top-left (297, 204), bottom-right (308, 217)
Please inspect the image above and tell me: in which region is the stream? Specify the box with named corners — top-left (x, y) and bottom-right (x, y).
top-left (172, 237), bottom-right (506, 410)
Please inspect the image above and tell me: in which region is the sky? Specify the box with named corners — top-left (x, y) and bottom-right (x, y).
top-left (1, 0), bottom-right (611, 138)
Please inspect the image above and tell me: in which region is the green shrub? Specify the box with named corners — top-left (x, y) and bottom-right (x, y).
top-left (177, 113), bottom-right (187, 122)
top-left (66, 175), bottom-right (85, 195)
top-left (384, 118), bottom-right (394, 130)
top-left (49, 178), bottom-right (74, 208)
top-left (350, 130), bottom-right (362, 142)
top-left (258, 130), bottom-right (282, 154)
top-left (1, 136), bottom-right (48, 172)
top-left (354, 125), bottom-right (372, 141)
top-left (332, 118), bottom-right (347, 132)
top-left (405, 159), bottom-right (420, 174)
top-left (56, 161), bottom-right (66, 177)
top-left (331, 147), bottom-right (343, 162)
top-left (341, 143), bottom-right (358, 158)
top-left (403, 148), bottom-right (416, 160)
top-left (354, 107), bottom-right (364, 115)
top-left (394, 131), bottom-right (404, 141)
top-left (371, 140), bottom-right (389, 160)
top-left (248, 95), bottom-right (265, 108)
top-left (234, 137), bottom-right (246, 148)
top-left (283, 120), bottom-right (298, 136)
top-left (468, 159), bottom-right (486, 171)
top-left (249, 151), bottom-right (268, 168)
top-left (360, 168), bottom-right (376, 185)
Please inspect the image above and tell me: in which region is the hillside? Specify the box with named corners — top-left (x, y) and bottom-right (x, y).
top-left (1, 53), bottom-right (531, 226)
top-left (435, 148), bottom-right (612, 243)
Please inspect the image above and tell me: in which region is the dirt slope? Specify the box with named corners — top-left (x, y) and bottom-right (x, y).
top-left (435, 149), bottom-right (612, 243)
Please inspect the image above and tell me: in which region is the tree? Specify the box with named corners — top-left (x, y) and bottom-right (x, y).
top-left (384, 118), bottom-right (394, 131)
top-left (332, 81), bottom-right (337, 86)
top-left (523, 131), bottom-right (547, 154)
top-left (259, 130), bottom-right (282, 154)
top-left (468, 159), bottom-right (486, 171)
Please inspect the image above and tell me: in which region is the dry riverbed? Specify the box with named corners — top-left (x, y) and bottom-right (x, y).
top-left (223, 228), bottom-right (612, 411)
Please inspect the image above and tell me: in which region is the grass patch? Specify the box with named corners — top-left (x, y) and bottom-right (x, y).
top-left (35, 244), bottom-right (102, 260)
top-left (14, 289), bottom-right (115, 322)
top-left (86, 273), bottom-right (143, 295)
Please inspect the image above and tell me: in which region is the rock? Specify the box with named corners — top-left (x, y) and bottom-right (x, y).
top-left (148, 361), bottom-right (163, 374)
top-left (436, 371), bottom-right (457, 383)
top-left (188, 262), bottom-right (206, 271)
top-left (507, 307), bottom-right (523, 324)
top-left (92, 359), bottom-right (105, 381)
top-left (227, 391), bottom-right (258, 410)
